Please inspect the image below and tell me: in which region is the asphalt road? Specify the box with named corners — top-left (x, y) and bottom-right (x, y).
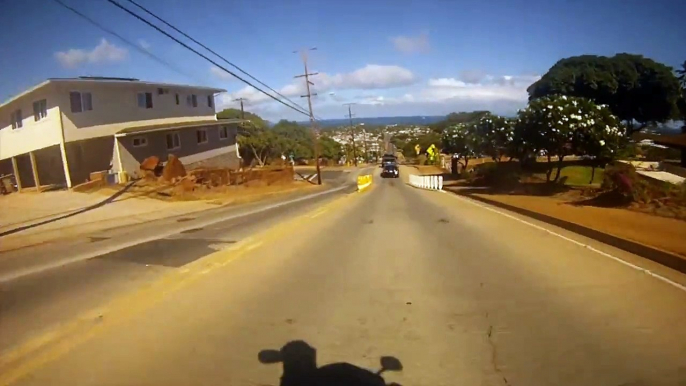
top-left (2, 166), bottom-right (686, 385)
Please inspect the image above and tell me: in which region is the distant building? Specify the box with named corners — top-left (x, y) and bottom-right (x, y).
top-left (0, 77), bottom-right (242, 190)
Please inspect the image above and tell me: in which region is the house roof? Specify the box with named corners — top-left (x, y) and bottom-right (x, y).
top-left (114, 119), bottom-right (245, 137)
top-left (0, 77), bottom-right (227, 110)
top-left (652, 133), bottom-right (686, 149)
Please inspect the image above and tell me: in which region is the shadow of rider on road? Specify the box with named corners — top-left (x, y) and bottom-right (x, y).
top-left (258, 340), bottom-right (403, 386)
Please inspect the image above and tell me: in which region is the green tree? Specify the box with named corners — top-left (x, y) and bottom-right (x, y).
top-left (528, 54), bottom-right (681, 133)
top-left (429, 110), bottom-right (491, 133)
top-left (217, 108), bottom-right (268, 128)
top-left (237, 123), bottom-right (275, 166)
top-left (677, 60), bottom-right (686, 90)
top-left (272, 120), bottom-right (314, 159)
top-left (318, 136), bottom-right (342, 160)
top-left (677, 61), bottom-right (686, 134)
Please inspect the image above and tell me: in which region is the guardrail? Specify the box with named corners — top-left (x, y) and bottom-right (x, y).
top-left (357, 175), bottom-right (372, 191)
top-left (409, 174), bottom-right (443, 191)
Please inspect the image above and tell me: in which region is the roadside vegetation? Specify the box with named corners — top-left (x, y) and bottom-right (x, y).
top-left (217, 108), bottom-right (342, 166)
top-left (431, 54), bottom-right (686, 221)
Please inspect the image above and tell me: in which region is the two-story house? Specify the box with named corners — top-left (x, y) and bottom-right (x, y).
top-left (0, 77), bottom-right (242, 190)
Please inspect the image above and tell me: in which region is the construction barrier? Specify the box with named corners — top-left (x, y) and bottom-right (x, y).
top-left (409, 174), bottom-right (443, 191)
top-left (357, 174), bottom-right (373, 191)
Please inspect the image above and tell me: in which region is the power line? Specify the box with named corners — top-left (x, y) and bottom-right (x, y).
top-left (122, 0), bottom-right (312, 118)
top-left (104, 0), bottom-right (311, 117)
top-left (50, 0), bottom-right (200, 83)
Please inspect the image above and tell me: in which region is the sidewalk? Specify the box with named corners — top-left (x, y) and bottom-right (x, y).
top-left (0, 189), bottom-right (219, 253)
top-left (0, 182), bottom-right (320, 253)
top-left (448, 188), bottom-right (686, 262)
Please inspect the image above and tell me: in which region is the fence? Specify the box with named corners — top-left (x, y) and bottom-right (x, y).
top-left (409, 174), bottom-right (443, 191)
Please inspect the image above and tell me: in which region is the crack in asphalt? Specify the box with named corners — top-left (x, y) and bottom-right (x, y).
top-left (487, 325), bottom-right (510, 386)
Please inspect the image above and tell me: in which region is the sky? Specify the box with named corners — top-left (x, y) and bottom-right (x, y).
top-left (1, 0), bottom-right (685, 121)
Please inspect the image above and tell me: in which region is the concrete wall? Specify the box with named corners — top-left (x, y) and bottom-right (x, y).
top-left (0, 83), bottom-right (63, 160)
top-left (52, 82), bottom-right (219, 142)
top-left (117, 124), bottom-right (239, 178)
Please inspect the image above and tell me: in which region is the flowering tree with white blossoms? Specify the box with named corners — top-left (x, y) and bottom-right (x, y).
top-left (441, 123), bottom-right (482, 171)
top-left (474, 114), bottom-right (515, 162)
top-left (516, 95), bottom-right (624, 182)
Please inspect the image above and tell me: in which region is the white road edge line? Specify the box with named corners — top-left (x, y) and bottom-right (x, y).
top-left (442, 191), bottom-right (686, 293)
top-left (0, 184), bottom-right (350, 283)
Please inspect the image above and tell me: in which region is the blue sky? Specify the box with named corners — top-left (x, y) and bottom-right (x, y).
top-left (1, 0), bottom-right (684, 121)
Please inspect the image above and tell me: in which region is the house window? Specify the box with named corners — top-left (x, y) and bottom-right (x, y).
top-left (137, 92), bottom-right (153, 109)
top-left (196, 128), bottom-right (208, 144)
top-left (157, 88), bottom-right (170, 95)
top-left (10, 109), bottom-right (22, 129)
top-left (166, 132), bottom-right (181, 150)
top-left (82, 92), bottom-right (92, 111)
top-left (33, 99), bottom-right (47, 121)
top-left (186, 95), bottom-right (192, 106)
top-left (69, 91), bottom-right (92, 113)
top-left (132, 136), bottom-right (148, 147)
top-left (207, 95), bottom-right (214, 108)
top-left (175, 94), bottom-right (180, 105)
top-left (218, 126), bottom-right (229, 140)
top-left (191, 94), bottom-right (197, 107)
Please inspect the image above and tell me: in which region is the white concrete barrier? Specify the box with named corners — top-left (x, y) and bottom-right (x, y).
top-left (409, 174), bottom-right (443, 191)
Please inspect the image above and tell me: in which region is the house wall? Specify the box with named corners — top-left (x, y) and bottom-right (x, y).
top-left (117, 124), bottom-right (239, 178)
top-left (65, 137), bottom-right (115, 185)
top-left (0, 83), bottom-right (63, 160)
top-left (53, 82), bottom-right (219, 142)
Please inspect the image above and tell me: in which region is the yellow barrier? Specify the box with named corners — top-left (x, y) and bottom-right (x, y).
top-left (357, 174), bottom-right (372, 191)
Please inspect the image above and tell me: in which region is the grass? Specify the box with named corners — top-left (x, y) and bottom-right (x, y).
top-left (533, 165), bottom-right (605, 186)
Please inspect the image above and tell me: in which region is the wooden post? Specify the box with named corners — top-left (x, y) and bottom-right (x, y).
top-left (29, 151), bottom-right (41, 192)
top-left (11, 156), bottom-right (22, 192)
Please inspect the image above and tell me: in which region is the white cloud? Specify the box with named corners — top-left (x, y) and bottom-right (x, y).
top-left (138, 39), bottom-right (151, 50)
top-left (217, 67), bottom-right (540, 121)
top-left (316, 65), bottom-right (416, 90)
top-left (219, 64), bottom-right (417, 107)
top-left (421, 74), bottom-right (541, 103)
top-left (391, 32), bottom-right (430, 54)
top-left (210, 66), bottom-right (234, 80)
top-left (54, 38), bottom-right (128, 68)
top-left (428, 78), bottom-right (467, 88)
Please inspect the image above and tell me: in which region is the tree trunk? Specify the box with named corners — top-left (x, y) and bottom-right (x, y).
top-left (590, 164), bottom-right (596, 184)
top-left (553, 155), bottom-right (565, 182)
top-left (250, 146), bottom-right (264, 167)
top-left (545, 154), bottom-right (553, 182)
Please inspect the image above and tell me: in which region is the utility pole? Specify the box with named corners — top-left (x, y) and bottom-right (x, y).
top-left (233, 97), bottom-right (247, 119)
top-left (360, 123), bottom-right (369, 163)
top-left (294, 47), bottom-right (321, 185)
top-left (343, 103), bottom-right (358, 167)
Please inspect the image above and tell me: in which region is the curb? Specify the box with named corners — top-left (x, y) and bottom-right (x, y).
top-left (450, 190), bottom-right (686, 275)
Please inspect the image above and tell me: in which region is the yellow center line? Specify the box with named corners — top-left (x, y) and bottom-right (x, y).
top-left (0, 189), bottom-right (363, 385)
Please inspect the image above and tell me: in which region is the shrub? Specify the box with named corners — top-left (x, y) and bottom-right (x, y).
top-left (602, 162), bottom-right (637, 197)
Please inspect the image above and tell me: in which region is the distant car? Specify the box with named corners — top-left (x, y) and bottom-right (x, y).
top-left (381, 164), bottom-right (399, 178)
